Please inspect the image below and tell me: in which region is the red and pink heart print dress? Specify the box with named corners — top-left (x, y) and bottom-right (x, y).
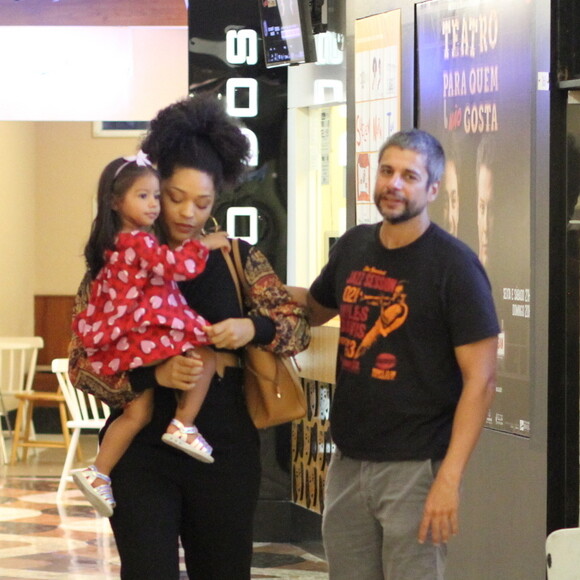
top-left (74, 231), bottom-right (211, 376)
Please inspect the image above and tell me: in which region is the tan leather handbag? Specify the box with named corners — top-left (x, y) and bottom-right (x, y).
top-left (222, 240), bottom-right (306, 429)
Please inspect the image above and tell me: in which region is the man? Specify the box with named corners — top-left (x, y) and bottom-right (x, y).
top-left (296, 129), bottom-right (498, 579)
top-left (443, 156), bottom-right (459, 237)
top-left (476, 134), bottom-right (495, 267)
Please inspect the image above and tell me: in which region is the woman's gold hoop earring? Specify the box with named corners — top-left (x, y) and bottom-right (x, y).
top-left (202, 216), bottom-right (220, 236)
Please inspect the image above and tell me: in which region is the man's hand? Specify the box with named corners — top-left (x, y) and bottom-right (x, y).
top-left (154, 352), bottom-right (203, 391)
top-left (417, 471), bottom-right (460, 545)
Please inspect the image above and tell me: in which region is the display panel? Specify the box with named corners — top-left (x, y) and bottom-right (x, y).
top-left (188, 0), bottom-right (289, 278)
top-left (556, 0), bottom-right (580, 86)
top-left (258, 0), bottom-right (317, 67)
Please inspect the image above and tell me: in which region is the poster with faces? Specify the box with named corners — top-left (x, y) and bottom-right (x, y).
top-left (417, 0), bottom-right (533, 437)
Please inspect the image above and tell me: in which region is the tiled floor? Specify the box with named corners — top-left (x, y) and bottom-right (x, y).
top-left (1, 434), bottom-right (328, 579)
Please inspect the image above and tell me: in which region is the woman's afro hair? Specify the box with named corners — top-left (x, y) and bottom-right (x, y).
top-left (141, 93), bottom-right (251, 190)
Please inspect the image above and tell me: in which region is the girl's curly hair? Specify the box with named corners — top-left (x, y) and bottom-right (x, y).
top-left (141, 93), bottom-right (250, 192)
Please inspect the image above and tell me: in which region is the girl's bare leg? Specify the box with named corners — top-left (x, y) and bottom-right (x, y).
top-left (165, 347), bottom-right (216, 442)
top-left (90, 388), bottom-right (154, 487)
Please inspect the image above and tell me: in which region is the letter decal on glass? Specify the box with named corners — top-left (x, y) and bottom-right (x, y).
top-left (226, 29), bottom-right (258, 65)
top-left (226, 78), bottom-right (258, 117)
top-left (227, 206), bottom-right (259, 244)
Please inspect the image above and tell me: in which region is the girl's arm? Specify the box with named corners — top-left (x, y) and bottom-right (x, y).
top-left (201, 231), bottom-right (231, 251)
top-left (125, 231), bottom-right (210, 283)
top-left (157, 232), bottom-right (230, 280)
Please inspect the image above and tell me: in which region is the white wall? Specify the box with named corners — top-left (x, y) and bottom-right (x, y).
top-left (0, 26), bottom-right (188, 336)
top-left (0, 123), bottom-right (36, 335)
top-left (35, 122), bottom-right (143, 296)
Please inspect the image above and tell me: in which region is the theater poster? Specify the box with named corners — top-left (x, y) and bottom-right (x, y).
top-left (354, 10), bottom-right (401, 225)
top-left (417, 0), bottom-right (532, 436)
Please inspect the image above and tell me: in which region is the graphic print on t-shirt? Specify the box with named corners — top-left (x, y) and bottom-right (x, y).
top-left (339, 266), bottom-right (408, 380)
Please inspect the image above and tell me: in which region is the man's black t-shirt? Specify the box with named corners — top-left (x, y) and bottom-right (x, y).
top-left (310, 222), bottom-right (499, 461)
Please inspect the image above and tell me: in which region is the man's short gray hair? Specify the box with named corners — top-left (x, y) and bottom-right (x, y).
top-left (378, 129), bottom-right (446, 187)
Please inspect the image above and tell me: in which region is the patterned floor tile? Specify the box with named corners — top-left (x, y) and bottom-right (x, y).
top-left (0, 441), bottom-right (328, 580)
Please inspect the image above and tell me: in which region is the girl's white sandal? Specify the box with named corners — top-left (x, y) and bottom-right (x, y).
top-left (161, 418), bottom-right (214, 463)
top-left (72, 464), bottom-right (116, 517)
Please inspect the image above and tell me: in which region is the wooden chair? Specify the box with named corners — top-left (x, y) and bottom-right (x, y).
top-left (51, 358), bottom-right (111, 501)
top-left (0, 337), bottom-right (45, 463)
top-left (3, 337), bottom-right (73, 465)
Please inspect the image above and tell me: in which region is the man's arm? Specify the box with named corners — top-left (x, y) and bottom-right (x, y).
top-left (286, 286), bottom-right (338, 326)
top-left (417, 335), bottom-right (497, 545)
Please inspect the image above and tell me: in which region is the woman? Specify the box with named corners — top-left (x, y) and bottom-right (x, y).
top-left (68, 94), bottom-right (310, 579)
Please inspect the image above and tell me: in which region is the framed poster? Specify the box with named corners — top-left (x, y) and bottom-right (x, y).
top-left (417, 0), bottom-right (533, 436)
top-left (92, 121), bottom-right (149, 138)
top-left (354, 10), bottom-right (401, 225)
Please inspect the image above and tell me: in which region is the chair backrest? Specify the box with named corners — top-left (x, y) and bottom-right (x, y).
top-left (0, 337), bottom-right (44, 400)
top-left (51, 358), bottom-right (111, 423)
top-left (546, 527), bottom-right (580, 579)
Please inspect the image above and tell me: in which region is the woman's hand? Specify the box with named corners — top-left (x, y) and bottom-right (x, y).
top-left (204, 318), bottom-right (255, 349)
top-left (154, 352), bottom-right (204, 390)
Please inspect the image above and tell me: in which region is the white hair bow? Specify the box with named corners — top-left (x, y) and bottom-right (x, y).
top-left (114, 150), bottom-right (153, 178)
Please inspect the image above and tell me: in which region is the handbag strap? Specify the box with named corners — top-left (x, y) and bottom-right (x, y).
top-left (223, 239), bottom-right (301, 373)
top-left (221, 241), bottom-right (244, 315)
top-left (230, 238), bottom-right (252, 297)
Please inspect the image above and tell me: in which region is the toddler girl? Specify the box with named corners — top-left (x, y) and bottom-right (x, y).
top-left (71, 152), bottom-right (227, 517)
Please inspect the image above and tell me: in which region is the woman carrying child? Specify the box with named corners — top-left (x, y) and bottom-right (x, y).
top-left (72, 151), bottom-right (230, 517)
top-left (68, 93), bottom-right (310, 579)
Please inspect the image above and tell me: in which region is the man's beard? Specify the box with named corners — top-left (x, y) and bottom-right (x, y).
top-left (384, 207), bottom-right (422, 224)
top-left (375, 194), bottom-right (423, 225)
